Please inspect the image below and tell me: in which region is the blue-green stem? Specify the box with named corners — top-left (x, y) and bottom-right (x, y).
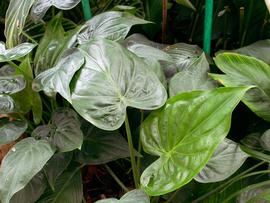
top-left (81, 0), bottom-right (92, 21)
top-left (203, 0), bottom-right (214, 54)
top-left (125, 114), bottom-right (139, 188)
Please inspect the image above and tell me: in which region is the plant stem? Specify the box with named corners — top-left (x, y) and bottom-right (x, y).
top-left (164, 190), bottom-right (179, 203)
top-left (203, 0), bottom-right (214, 54)
top-left (240, 0), bottom-right (254, 47)
top-left (137, 110), bottom-right (144, 172)
top-left (105, 164), bottom-right (129, 192)
top-left (162, 0), bottom-right (167, 43)
top-left (7, 61), bottom-right (20, 70)
top-left (125, 114), bottom-right (139, 188)
top-left (21, 31), bottom-right (38, 44)
top-left (81, 0), bottom-right (92, 20)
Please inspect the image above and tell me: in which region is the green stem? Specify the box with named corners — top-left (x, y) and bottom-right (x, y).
top-left (241, 145), bottom-right (270, 163)
top-left (81, 0), bottom-right (92, 21)
top-left (164, 190), bottom-right (179, 203)
top-left (18, 113), bottom-right (34, 130)
top-left (240, 0), bottom-right (254, 47)
top-left (137, 110), bottom-right (144, 172)
top-left (105, 164), bottom-right (129, 192)
top-left (7, 61), bottom-right (20, 70)
top-left (125, 114), bottom-right (139, 188)
top-left (203, 0), bottom-right (214, 54)
top-left (21, 31), bottom-right (38, 44)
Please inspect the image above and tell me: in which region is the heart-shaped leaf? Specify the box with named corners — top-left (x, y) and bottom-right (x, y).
top-left (77, 11), bottom-right (149, 44)
top-left (0, 42), bottom-right (36, 62)
top-left (0, 95), bottom-right (16, 114)
top-left (0, 120), bottom-right (27, 146)
top-left (95, 189), bottom-right (150, 203)
top-left (169, 53), bottom-right (216, 97)
top-left (71, 38), bottom-right (167, 130)
top-left (33, 48), bottom-right (84, 102)
top-left (140, 87), bottom-right (249, 196)
top-left (195, 138), bottom-right (249, 183)
top-left (0, 137), bottom-right (55, 203)
top-left (211, 53), bottom-right (270, 121)
top-left (32, 108), bottom-right (83, 152)
top-left (4, 0), bottom-right (36, 48)
top-left (31, 0), bottom-right (81, 22)
top-left (0, 75), bottom-right (26, 94)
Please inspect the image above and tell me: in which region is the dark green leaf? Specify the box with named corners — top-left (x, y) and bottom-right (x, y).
top-left (71, 38), bottom-right (167, 130)
top-left (211, 53), bottom-right (270, 121)
top-left (140, 87), bottom-right (249, 196)
top-left (195, 138), bottom-right (249, 183)
top-left (77, 11), bottom-right (149, 44)
top-left (0, 42), bottom-right (36, 62)
top-left (0, 137), bottom-right (55, 203)
top-left (0, 120), bottom-right (27, 146)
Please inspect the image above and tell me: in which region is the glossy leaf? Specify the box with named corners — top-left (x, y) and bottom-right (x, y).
top-left (140, 87), bottom-right (249, 196)
top-left (10, 172), bottom-right (47, 203)
top-left (33, 48), bottom-right (84, 102)
top-left (0, 120), bottom-right (27, 146)
top-left (32, 108), bottom-right (83, 152)
top-left (34, 13), bottom-right (80, 75)
top-left (0, 137), bottom-right (55, 203)
top-left (71, 39), bottom-right (167, 130)
top-left (0, 95), bottom-right (16, 114)
top-left (31, 0), bottom-right (81, 22)
top-left (4, 0), bottom-right (36, 48)
top-left (44, 152), bottom-right (72, 190)
top-left (175, 0), bottom-right (196, 11)
top-left (0, 75), bottom-right (26, 95)
top-left (38, 169), bottom-right (83, 203)
top-left (77, 11), bottom-right (149, 44)
top-left (95, 189), bottom-right (150, 203)
top-left (169, 53), bottom-right (216, 97)
top-left (211, 53), bottom-right (270, 121)
top-left (0, 42), bottom-right (36, 62)
top-left (195, 138), bottom-right (249, 183)
top-left (75, 125), bottom-right (130, 165)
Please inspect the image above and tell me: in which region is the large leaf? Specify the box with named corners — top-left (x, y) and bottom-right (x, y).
top-left (0, 120), bottom-right (27, 146)
top-left (77, 11), bottom-right (149, 44)
top-left (33, 48), bottom-right (84, 102)
top-left (44, 152), bottom-right (72, 190)
top-left (32, 108), bottom-right (83, 152)
top-left (211, 53), bottom-right (270, 121)
top-left (95, 189), bottom-right (150, 203)
top-left (169, 53), bottom-right (216, 97)
top-left (31, 0), bottom-right (81, 22)
top-left (34, 13), bottom-right (80, 75)
top-left (4, 0), bottom-right (36, 48)
top-left (75, 124), bottom-right (130, 165)
top-left (0, 137), bottom-right (55, 203)
top-left (140, 87), bottom-right (248, 196)
top-left (10, 172), bottom-right (47, 203)
top-left (195, 138), bottom-right (249, 183)
top-left (0, 42), bottom-right (36, 62)
top-left (0, 95), bottom-right (16, 114)
top-left (71, 38), bottom-right (167, 130)
top-left (38, 168), bottom-right (83, 203)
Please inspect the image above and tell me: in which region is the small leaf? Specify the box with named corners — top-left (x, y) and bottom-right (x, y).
top-left (211, 53), bottom-right (270, 121)
top-left (31, 0), bottom-right (81, 22)
top-left (95, 189), bottom-right (150, 203)
top-left (33, 48), bottom-right (84, 102)
top-left (32, 108), bottom-right (83, 152)
top-left (78, 11), bottom-right (150, 44)
top-left (140, 87), bottom-right (249, 196)
top-left (195, 138), bottom-right (249, 183)
top-left (0, 95), bottom-right (16, 114)
top-left (175, 0), bottom-right (196, 11)
top-left (169, 53), bottom-right (216, 97)
top-left (71, 38), bottom-right (167, 130)
top-left (4, 0), bottom-right (36, 48)
top-left (0, 42), bottom-right (36, 62)
top-left (0, 137), bottom-right (55, 203)
top-left (0, 120), bottom-right (27, 146)
top-left (0, 75), bottom-right (26, 94)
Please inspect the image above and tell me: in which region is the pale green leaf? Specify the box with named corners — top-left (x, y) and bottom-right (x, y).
top-left (0, 95), bottom-right (16, 114)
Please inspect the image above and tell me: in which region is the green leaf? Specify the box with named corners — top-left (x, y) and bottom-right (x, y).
top-left (0, 42), bottom-right (36, 62)
top-left (33, 48), bottom-right (84, 103)
top-left (34, 13), bottom-right (81, 75)
top-left (38, 168), bottom-right (83, 203)
top-left (95, 189), bottom-right (150, 203)
top-left (261, 129), bottom-right (270, 151)
top-left (0, 95), bottom-right (16, 114)
top-left (0, 137), bottom-right (55, 203)
top-left (237, 186), bottom-right (270, 203)
top-left (211, 53), bottom-right (270, 121)
top-left (195, 138), bottom-right (249, 183)
top-left (175, 0), bottom-right (196, 11)
top-left (44, 153), bottom-right (72, 190)
top-left (71, 38), bottom-right (167, 130)
top-left (0, 75), bottom-right (26, 94)
top-left (0, 120), bottom-right (27, 146)
top-left (4, 0), bottom-right (36, 48)
top-left (75, 124), bottom-right (130, 165)
top-left (77, 11), bottom-right (150, 44)
top-left (31, 0), bottom-right (81, 22)
top-left (169, 53), bottom-right (216, 97)
top-left (32, 108), bottom-right (83, 152)
top-left (140, 87), bottom-right (249, 196)
top-left (10, 172), bottom-right (47, 203)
